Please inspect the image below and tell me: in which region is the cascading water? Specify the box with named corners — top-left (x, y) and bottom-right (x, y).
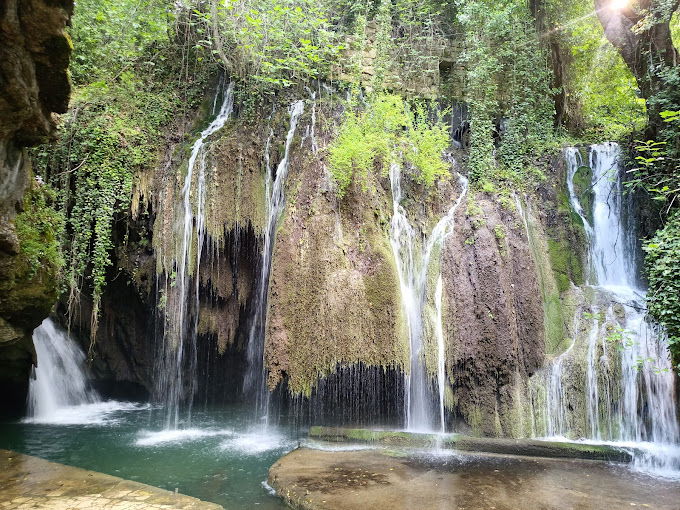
top-left (26, 319), bottom-right (99, 421)
top-left (542, 142), bottom-right (679, 477)
top-left (156, 81), bottom-right (235, 429)
top-left (389, 162), bottom-right (468, 432)
top-left (433, 276), bottom-right (447, 433)
top-left (244, 100), bottom-right (305, 420)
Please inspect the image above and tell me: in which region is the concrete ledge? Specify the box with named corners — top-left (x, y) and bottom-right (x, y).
top-left (0, 449), bottom-right (223, 509)
top-left (308, 426), bottom-right (633, 463)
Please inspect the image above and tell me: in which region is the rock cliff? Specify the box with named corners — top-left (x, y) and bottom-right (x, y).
top-left (0, 0), bottom-right (73, 413)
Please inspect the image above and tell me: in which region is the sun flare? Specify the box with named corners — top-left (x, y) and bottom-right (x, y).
top-left (609, 0), bottom-right (629, 10)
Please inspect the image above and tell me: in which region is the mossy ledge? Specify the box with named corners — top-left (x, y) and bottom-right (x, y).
top-left (308, 427), bottom-right (634, 462)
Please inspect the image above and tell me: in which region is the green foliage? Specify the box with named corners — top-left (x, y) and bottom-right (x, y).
top-left (34, 0), bottom-right (210, 342)
top-left (455, 0), bottom-right (554, 185)
top-left (644, 212), bottom-right (680, 363)
top-left (328, 94), bottom-right (450, 197)
top-left (629, 106), bottom-right (680, 369)
top-left (570, 25), bottom-right (646, 137)
top-left (69, 0), bottom-right (171, 85)
top-left (202, 0), bottom-right (341, 92)
top-left (62, 82), bottom-right (178, 312)
top-left (14, 182), bottom-right (65, 278)
top-left (539, 0), bottom-right (646, 137)
top-left (628, 110), bottom-right (679, 212)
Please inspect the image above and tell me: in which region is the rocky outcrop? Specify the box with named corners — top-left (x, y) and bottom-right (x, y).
top-left (440, 194), bottom-right (545, 437)
top-left (307, 426), bottom-right (634, 462)
top-left (69, 86), bottom-right (586, 434)
top-left (265, 115), bottom-right (408, 398)
top-left (0, 0), bottom-right (73, 413)
top-left (269, 448), bottom-right (680, 510)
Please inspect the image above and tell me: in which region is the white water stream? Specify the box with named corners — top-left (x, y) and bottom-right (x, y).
top-left (26, 319), bottom-right (99, 420)
top-left (25, 319), bottom-right (144, 425)
top-left (157, 81), bottom-right (235, 429)
top-left (389, 162), bottom-right (468, 432)
top-left (543, 143), bottom-right (680, 478)
top-left (244, 100), bottom-right (305, 420)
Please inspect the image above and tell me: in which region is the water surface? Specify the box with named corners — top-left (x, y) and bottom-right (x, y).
top-left (1, 404), bottom-right (297, 509)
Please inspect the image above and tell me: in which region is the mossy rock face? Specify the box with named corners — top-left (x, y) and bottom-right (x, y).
top-left (0, 173), bottom-right (63, 414)
top-left (547, 236), bottom-right (584, 294)
top-left (528, 285), bottom-right (641, 440)
top-left (440, 191), bottom-right (546, 438)
top-left (572, 164), bottom-right (594, 223)
top-left (0, 178), bottom-right (63, 336)
top-left (0, 0), bottom-right (73, 412)
top-left (308, 426), bottom-right (633, 462)
top-left (265, 103), bottom-right (408, 396)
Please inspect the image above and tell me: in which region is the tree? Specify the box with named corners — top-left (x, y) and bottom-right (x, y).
top-left (595, 0), bottom-right (679, 131)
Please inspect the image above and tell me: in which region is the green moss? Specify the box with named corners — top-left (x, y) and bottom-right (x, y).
top-left (493, 224), bottom-right (508, 257)
top-left (14, 182), bottom-right (65, 281)
top-left (365, 248), bottom-right (399, 314)
top-left (309, 426), bottom-right (446, 447)
top-left (572, 164), bottom-right (594, 225)
top-left (644, 212), bottom-right (680, 364)
top-left (518, 202), bottom-right (559, 352)
top-left (267, 145), bottom-right (408, 395)
top-left (309, 427), bottom-right (633, 462)
top-left (465, 196), bottom-right (486, 229)
top-left (547, 237), bottom-right (583, 293)
top-left (543, 294), bottom-right (568, 354)
top-left (0, 179), bottom-right (64, 332)
top-left (468, 406), bottom-right (483, 436)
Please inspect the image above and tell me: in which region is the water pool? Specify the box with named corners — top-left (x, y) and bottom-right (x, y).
top-left (0, 402), bottom-right (300, 508)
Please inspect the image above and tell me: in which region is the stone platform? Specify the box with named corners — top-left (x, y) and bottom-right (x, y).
top-left (270, 447), bottom-right (680, 510)
top-left (309, 426), bottom-right (633, 462)
top-left (0, 449), bottom-right (223, 510)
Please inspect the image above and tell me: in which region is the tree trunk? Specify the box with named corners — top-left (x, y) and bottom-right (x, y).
top-left (594, 0), bottom-right (679, 131)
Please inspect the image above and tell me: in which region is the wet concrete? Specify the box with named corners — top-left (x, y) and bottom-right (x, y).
top-left (0, 449), bottom-right (223, 509)
top-left (269, 447), bottom-right (680, 510)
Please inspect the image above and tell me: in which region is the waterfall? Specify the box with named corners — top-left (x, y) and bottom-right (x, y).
top-left (156, 81), bottom-right (235, 429)
top-left (26, 319), bottom-right (99, 421)
top-left (388, 162), bottom-right (468, 432)
top-left (542, 142), bottom-right (679, 477)
top-left (244, 100), bottom-right (305, 420)
top-left (434, 276), bottom-right (447, 433)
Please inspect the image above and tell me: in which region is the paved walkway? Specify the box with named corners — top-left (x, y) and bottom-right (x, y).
top-left (0, 449), bottom-right (223, 509)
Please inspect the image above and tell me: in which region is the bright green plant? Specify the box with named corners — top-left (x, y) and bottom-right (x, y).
top-left (328, 94), bottom-right (450, 197)
top-left (644, 212), bottom-right (680, 364)
top-left (636, 113), bottom-right (679, 370)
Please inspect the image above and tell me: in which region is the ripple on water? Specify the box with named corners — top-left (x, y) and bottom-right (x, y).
top-left (135, 428), bottom-right (234, 447)
top-left (219, 429), bottom-right (294, 455)
top-left (22, 401), bottom-right (149, 426)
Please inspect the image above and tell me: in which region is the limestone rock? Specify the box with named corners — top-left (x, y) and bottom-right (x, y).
top-left (0, 0), bottom-right (73, 415)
